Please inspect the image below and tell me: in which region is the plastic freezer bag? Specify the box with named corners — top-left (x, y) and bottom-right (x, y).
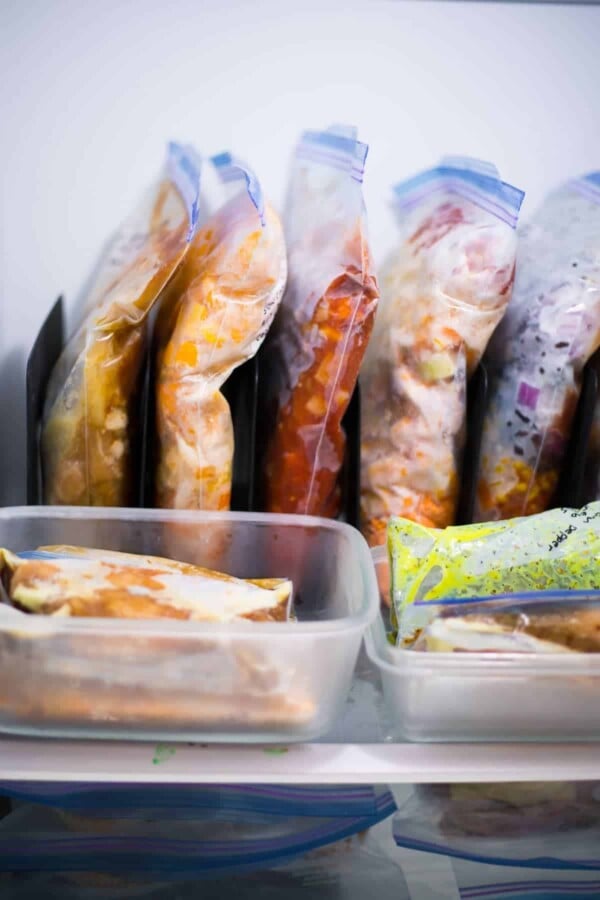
top-left (475, 172), bottom-right (600, 521)
top-left (260, 125), bottom-right (379, 517)
top-left (0, 817), bottom-right (406, 900)
top-left (361, 157), bottom-right (523, 551)
top-left (0, 787), bottom-right (396, 878)
top-left (392, 782), bottom-right (600, 870)
top-left (42, 143), bottom-right (201, 507)
top-left (453, 860), bottom-right (600, 900)
top-left (388, 502), bottom-right (600, 640)
top-left (0, 546), bottom-right (292, 622)
top-left (155, 153), bottom-right (286, 511)
top-left (0, 783), bottom-right (391, 820)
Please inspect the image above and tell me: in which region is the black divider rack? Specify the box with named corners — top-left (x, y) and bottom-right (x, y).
top-left (26, 297), bottom-right (65, 505)
top-left (27, 298), bottom-right (600, 520)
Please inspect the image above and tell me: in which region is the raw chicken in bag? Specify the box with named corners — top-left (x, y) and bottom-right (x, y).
top-left (260, 126), bottom-right (379, 517)
top-left (360, 157), bottom-right (524, 554)
top-left (475, 172), bottom-right (600, 521)
top-left (155, 154), bottom-right (287, 510)
top-left (42, 143), bottom-right (201, 506)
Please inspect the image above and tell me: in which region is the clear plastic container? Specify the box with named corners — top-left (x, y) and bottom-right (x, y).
top-left (365, 548), bottom-right (600, 742)
top-left (0, 507), bottom-right (378, 742)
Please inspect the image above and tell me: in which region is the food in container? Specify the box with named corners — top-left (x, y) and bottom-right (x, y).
top-left (388, 501), bottom-right (600, 642)
top-left (0, 546), bottom-right (292, 623)
top-left (0, 508), bottom-right (376, 741)
top-left (360, 157), bottom-right (523, 557)
top-left (475, 172), bottom-right (600, 521)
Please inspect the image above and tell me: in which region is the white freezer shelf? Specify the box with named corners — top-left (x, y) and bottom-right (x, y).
top-left (1, 736), bottom-right (599, 785)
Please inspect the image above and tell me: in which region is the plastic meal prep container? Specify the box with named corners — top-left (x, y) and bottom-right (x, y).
top-left (365, 548), bottom-right (600, 743)
top-left (0, 507), bottom-right (378, 742)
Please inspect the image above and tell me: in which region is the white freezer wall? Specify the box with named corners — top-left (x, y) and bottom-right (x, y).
top-left (1, 0), bottom-right (599, 504)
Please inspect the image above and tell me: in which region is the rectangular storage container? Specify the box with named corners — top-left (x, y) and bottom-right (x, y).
top-left (0, 507), bottom-right (378, 743)
top-left (365, 549), bottom-right (600, 742)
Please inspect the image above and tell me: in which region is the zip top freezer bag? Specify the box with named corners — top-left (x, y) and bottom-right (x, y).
top-left (0, 788), bottom-right (395, 879)
top-left (260, 125), bottom-right (379, 517)
top-left (392, 782), bottom-right (600, 871)
top-left (155, 153), bottom-right (287, 511)
top-left (475, 172), bottom-right (600, 522)
top-left (361, 157), bottom-right (523, 553)
top-left (388, 501), bottom-right (600, 641)
top-left (42, 143), bottom-right (201, 507)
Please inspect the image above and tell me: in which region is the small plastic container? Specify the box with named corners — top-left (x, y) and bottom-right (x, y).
top-left (365, 548), bottom-right (600, 742)
top-left (0, 507), bottom-right (378, 743)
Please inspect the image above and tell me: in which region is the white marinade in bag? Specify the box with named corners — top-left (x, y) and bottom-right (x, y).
top-left (360, 157), bottom-right (523, 550)
top-left (261, 126), bottom-right (379, 517)
top-left (42, 143), bottom-right (201, 507)
top-left (475, 172), bottom-right (600, 521)
top-left (155, 154), bottom-right (287, 510)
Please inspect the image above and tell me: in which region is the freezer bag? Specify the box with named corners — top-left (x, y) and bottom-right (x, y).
top-left (0, 788), bottom-right (395, 878)
top-left (41, 143), bottom-right (201, 507)
top-left (0, 817), bottom-right (405, 900)
top-left (475, 172), bottom-right (600, 521)
top-left (361, 157), bottom-right (523, 551)
top-left (0, 546), bottom-right (292, 622)
top-left (388, 502), bottom-right (600, 640)
top-left (155, 153), bottom-right (286, 511)
top-left (261, 125), bottom-right (379, 517)
top-left (392, 782), bottom-right (600, 870)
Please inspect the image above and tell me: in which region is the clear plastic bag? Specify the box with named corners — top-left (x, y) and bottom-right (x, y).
top-left (42, 143), bottom-right (201, 507)
top-left (392, 782), bottom-right (600, 870)
top-left (260, 125), bottom-right (379, 517)
top-left (0, 817), bottom-right (404, 900)
top-left (0, 787), bottom-right (395, 879)
top-left (360, 157), bottom-right (523, 552)
top-left (475, 172), bottom-right (600, 521)
top-left (0, 546), bottom-right (292, 622)
top-left (388, 502), bottom-right (600, 641)
top-left (155, 154), bottom-right (286, 511)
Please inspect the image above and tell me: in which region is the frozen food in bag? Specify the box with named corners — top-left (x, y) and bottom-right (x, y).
top-left (475, 172), bottom-right (600, 521)
top-left (42, 143), bottom-right (201, 507)
top-left (260, 126), bottom-right (379, 517)
top-left (392, 782), bottom-right (600, 870)
top-left (155, 153), bottom-right (287, 511)
top-left (361, 157), bottom-right (523, 550)
top-left (0, 546), bottom-right (292, 622)
top-left (388, 502), bottom-right (600, 641)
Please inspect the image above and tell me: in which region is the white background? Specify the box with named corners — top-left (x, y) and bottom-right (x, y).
top-left (1, 0), bottom-right (599, 503)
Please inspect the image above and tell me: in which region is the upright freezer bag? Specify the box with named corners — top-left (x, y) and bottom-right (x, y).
top-left (261, 126), bottom-right (379, 517)
top-left (361, 157), bottom-right (523, 550)
top-left (41, 143), bottom-right (201, 507)
top-left (475, 172), bottom-right (600, 521)
top-left (155, 154), bottom-right (286, 510)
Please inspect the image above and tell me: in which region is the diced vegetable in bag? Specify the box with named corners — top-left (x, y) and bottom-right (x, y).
top-left (475, 172), bottom-right (600, 521)
top-left (42, 143), bottom-right (201, 507)
top-left (155, 154), bottom-right (286, 511)
top-left (388, 502), bottom-right (600, 642)
top-left (260, 126), bottom-right (378, 517)
top-left (360, 158), bottom-right (523, 550)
